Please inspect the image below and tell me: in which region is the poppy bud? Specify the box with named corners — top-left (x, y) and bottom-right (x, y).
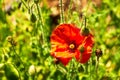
top-left (6, 36), bottom-right (13, 42)
top-left (81, 27), bottom-right (90, 36)
top-left (95, 49), bottom-right (102, 57)
top-left (28, 65), bottom-right (36, 76)
top-left (4, 63), bottom-right (19, 80)
top-left (30, 13), bottom-right (37, 23)
top-left (6, 36), bottom-right (17, 46)
top-left (79, 46), bottom-right (84, 53)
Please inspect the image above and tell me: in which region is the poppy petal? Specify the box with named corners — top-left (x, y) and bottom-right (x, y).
top-left (79, 46), bottom-right (92, 63)
top-left (83, 34), bottom-right (94, 47)
top-left (58, 57), bottom-right (72, 66)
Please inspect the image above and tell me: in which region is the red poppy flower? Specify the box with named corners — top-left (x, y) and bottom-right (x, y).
top-left (50, 24), bottom-right (94, 66)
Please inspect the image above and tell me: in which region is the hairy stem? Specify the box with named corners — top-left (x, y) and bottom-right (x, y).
top-left (36, 3), bottom-right (45, 43)
top-left (12, 45), bottom-right (29, 79)
top-left (59, 0), bottom-right (64, 24)
top-left (96, 57), bottom-right (99, 79)
top-left (21, 0), bottom-right (29, 9)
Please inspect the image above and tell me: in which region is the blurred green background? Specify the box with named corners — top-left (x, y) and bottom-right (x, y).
top-left (0, 0), bottom-right (120, 80)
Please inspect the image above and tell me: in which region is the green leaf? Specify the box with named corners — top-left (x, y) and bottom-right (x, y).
top-left (4, 63), bottom-right (19, 80)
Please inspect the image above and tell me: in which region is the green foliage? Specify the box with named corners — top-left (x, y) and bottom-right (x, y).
top-left (4, 63), bottom-right (19, 80)
top-left (0, 0), bottom-right (120, 80)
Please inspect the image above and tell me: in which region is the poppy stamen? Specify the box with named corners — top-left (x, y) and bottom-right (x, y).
top-left (69, 44), bottom-right (75, 49)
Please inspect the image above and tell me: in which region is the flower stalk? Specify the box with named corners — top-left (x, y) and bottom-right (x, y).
top-left (21, 0), bottom-right (29, 9)
top-left (7, 36), bottom-right (29, 79)
top-left (11, 45), bottom-right (29, 79)
top-left (59, 0), bottom-right (64, 24)
top-left (95, 49), bottom-right (103, 79)
top-left (36, 3), bottom-right (45, 43)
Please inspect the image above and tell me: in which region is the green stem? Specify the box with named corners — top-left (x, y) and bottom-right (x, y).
top-left (81, 16), bottom-right (87, 29)
top-left (84, 0), bottom-right (91, 16)
top-left (21, 0), bottom-right (29, 9)
top-left (36, 4), bottom-right (43, 24)
top-left (67, 59), bottom-right (77, 80)
top-left (59, 0), bottom-right (64, 24)
top-left (67, 0), bottom-right (72, 22)
top-left (84, 16), bottom-right (87, 28)
top-left (96, 57), bottom-right (99, 79)
top-left (85, 62), bottom-right (88, 73)
top-left (89, 58), bottom-right (92, 80)
top-left (12, 45), bottom-right (29, 79)
top-left (36, 3), bottom-right (45, 43)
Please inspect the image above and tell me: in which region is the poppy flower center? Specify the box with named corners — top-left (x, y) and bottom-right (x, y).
top-left (69, 44), bottom-right (75, 50)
